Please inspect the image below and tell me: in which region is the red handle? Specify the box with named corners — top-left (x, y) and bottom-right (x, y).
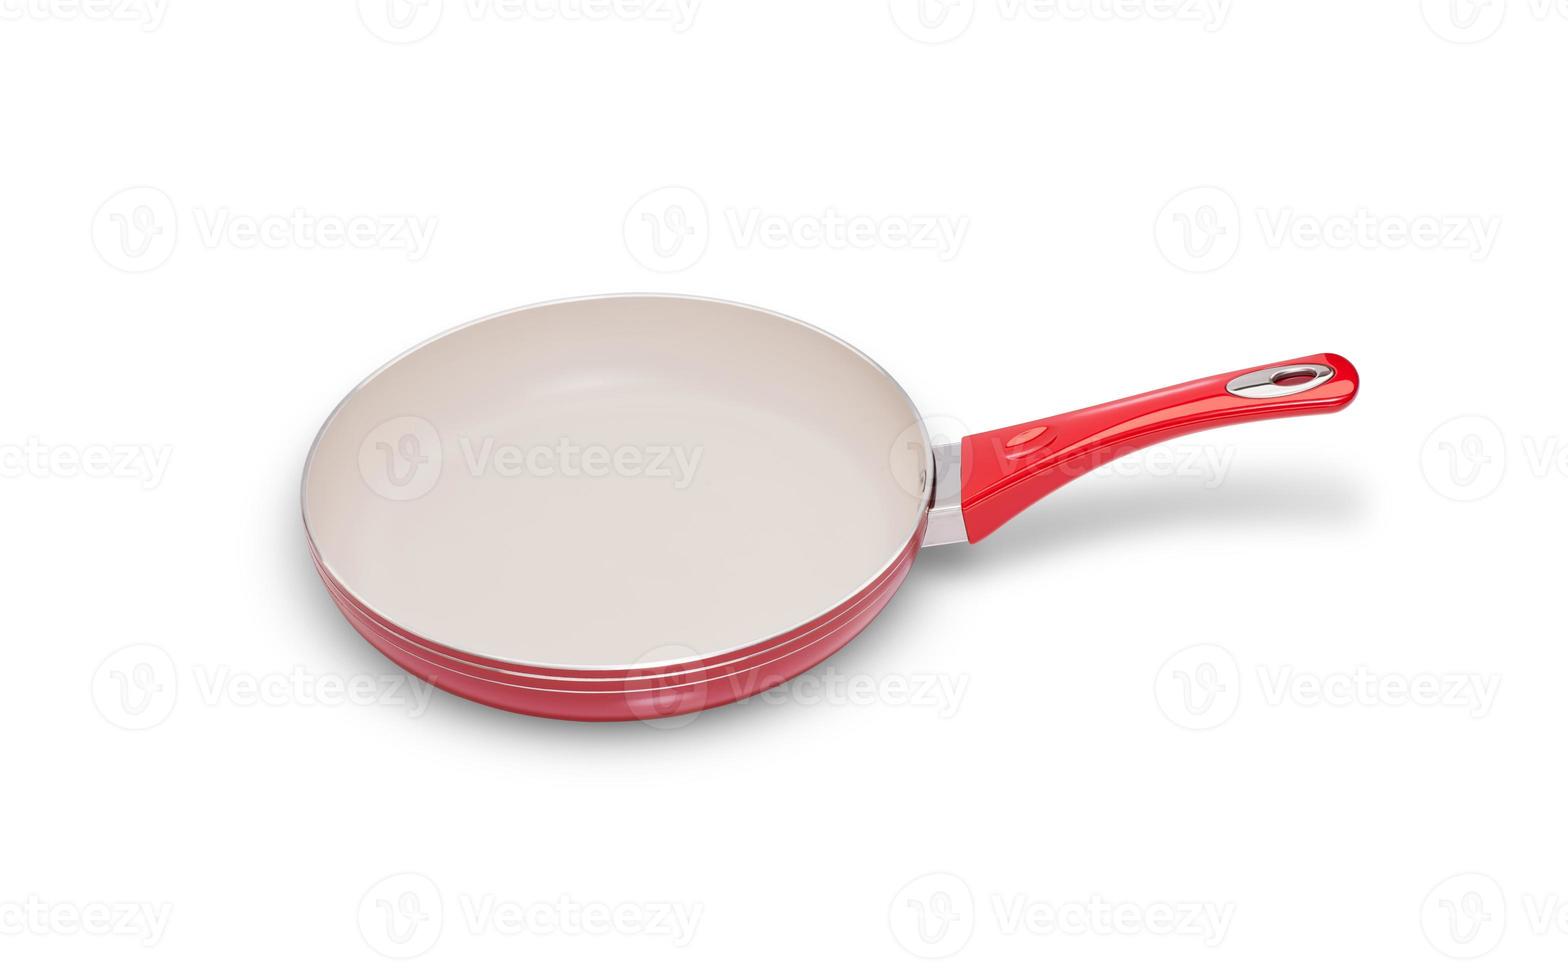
top-left (958, 353), bottom-right (1359, 543)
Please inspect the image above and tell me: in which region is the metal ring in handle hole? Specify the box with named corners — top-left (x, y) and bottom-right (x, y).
top-left (1225, 363), bottom-right (1336, 399)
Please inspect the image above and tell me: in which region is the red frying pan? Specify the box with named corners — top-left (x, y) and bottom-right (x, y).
top-left (302, 295), bottom-right (1358, 721)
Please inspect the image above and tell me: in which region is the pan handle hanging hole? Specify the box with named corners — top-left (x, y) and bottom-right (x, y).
top-left (1225, 363), bottom-right (1335, 399)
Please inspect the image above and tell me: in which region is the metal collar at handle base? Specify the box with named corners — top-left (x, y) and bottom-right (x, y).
top-left (922, 442), bottom-right (968, 547)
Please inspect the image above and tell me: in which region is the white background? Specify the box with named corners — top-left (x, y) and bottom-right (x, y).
top-left (2, 0), bottom-right (1564, 975)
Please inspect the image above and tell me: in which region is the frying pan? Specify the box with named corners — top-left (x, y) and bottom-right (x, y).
top-left (303, 295), bottom-right (1358, 721)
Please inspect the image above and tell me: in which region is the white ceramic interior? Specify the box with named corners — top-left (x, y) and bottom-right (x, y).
top-left (302, 295), bottom-right (930, 669)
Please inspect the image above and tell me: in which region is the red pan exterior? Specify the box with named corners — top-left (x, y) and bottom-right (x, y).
top-left (312, 523), bottom-right (924, 722)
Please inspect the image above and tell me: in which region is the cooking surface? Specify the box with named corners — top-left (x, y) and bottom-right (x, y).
top-left (303, 296), bottom-right (929, 668)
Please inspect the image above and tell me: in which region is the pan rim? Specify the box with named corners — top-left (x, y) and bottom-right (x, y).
top-left (320, 529), bottom-right (919, 695)
top-left (300, 292), bottom-right (934, 672)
